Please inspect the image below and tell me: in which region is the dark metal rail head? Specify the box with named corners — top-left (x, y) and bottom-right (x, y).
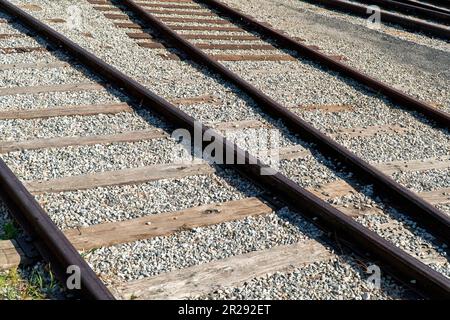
top-left (1, 0), bottom-right (449, 299)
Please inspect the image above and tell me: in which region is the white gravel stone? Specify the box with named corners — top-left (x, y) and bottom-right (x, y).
top-left (85, 210), bottom-right (322, 284)
top-left (0, 65), bottom-right (98, 88)
top-left (0, 112), bottom-right (155, 141)
top-left (5, 0), bottom-right (447, 299)
top-left (36, 169), bottom-right (261, 229)
top-left (391, 168), bottom-right (450, 192)
top-left (0, 89), bottom-right (124, 111)
top-left (197, 256), bottom-right (411, 300)
top-left (3, 138), bottom-right (181, 180)
top-left (220, 0), bottom-right (450, 109)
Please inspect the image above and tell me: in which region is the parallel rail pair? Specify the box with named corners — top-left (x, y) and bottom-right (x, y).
top-left (0, 0), bottom-right (448, 299)
top-left (301, 0), bottom-right (450, 40)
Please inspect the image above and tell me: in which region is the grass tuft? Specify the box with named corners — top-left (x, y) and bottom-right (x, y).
top-left (0, 222), bottom-right (19, 240)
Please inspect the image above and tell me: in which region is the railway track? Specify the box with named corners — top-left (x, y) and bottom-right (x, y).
top-left (297, 0), bottom-right (450, 40)
top-left (0, 0), bottom-right (449, 300)
top-left (392, 1), bottom-right (450, 13)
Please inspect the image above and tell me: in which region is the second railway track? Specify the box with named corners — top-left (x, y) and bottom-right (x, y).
top-left (0, 0), bottom-right (449, 299)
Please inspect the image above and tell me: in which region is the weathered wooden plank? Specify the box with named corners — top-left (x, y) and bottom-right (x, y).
top-left (99, 0), bottom-right (195, 4)
top-left (114, 22), bottom-right (142, 29)
top-left (138, 42), bottom-right (276, 51)
top-left (0, 103), bottom-right (132, 120)
top-left (150, 0), bottom-right (198, 2)
top-left (184, 34), bottom-right (259, 41)
top-left (374, 156), bottom-right (450, 175)
top-left (168, 25), bottom-right (243, 32)
top-left (293, 104), bottom-right (354, 112)
top-left (330, 125), bottom-right (408, 138)
top-left (127, 32), bottom-right (153, 40)
top-left (0, 47), bottom-right (47, 54)
top-left (196, 43), bottom-right (276, 50)
top-left (46, 18), bottom-right (66, 23)
top-left (276, 146), bottom-right (311, 161)
top-left (0, 240), bottom-right (28, 271)
top-left (307, 182), bottom-right (389, 217)
top-left (159, 17), bottom-right (231, 24)
top-left (93, 6), bottom-right (121, 12)
top-left (420, 188), bottom-right (450, 205)
top-left (212, 119), bottom-right (266, 131)
top-left (87, 0), bottom-right (109, 4)
top-left (104, 13), bottom-right (130, 20)
top-left (112, 240), bottom-right (332, 300)
top-left (25, 163), bottom-right (214, 194)
top-left (0, 61), bottom-right (70, 71)
top-left (0, 33), bottom-right (25, 39)
top-left (66, 198), bottom-right (272, 251)
top-left (0, 82), bottom-right (104, 96)
top-left (250, 146), bottom-right (310, 162)
top-left (170, 94), bottom-right (217, 106)
top-left (308, 180), bottom-right (356, 199)
top-left (146, 9), bottom-right (215, 16)
top-left (137, 42), bottom-right (166, 49)
top-left (130, 33), bottom-right (259, 41)
top-left (308, 179), bottom-right (450, 206)
top-left (19, 4), bottom-right (42, 11)
top-left (212, 54), bottom-right (296, 61)
top-left (137, 2), bottom-right (202, 9)
top-left (0, 129), bottom-right (167, 153)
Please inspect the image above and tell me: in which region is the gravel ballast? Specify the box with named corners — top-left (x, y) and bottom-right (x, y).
top-left (3, 0), bottom-right (448, 299)
top-left (2, 138), bottom-right (181, 180)
top-left (36, 168), bottom-right (262, 229)
top-left (0, 89), bottom-right (125, 111)
top-left (197, 255), bottom-right (410, 300)
top-left (0, 112), bottom-right (154, 141)
top-left (220, 0), bottom-right (450, 110)
top-left (85, 209), bottom-right (321, 283)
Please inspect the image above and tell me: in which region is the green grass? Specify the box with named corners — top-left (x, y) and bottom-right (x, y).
top-left (0, 223), bottom-right (64, 299)
top-left (0, 265), bottom-right (62, 300)
top-left (0, 268), bottom-right (45, 299)
top-left (0, 222), bottom-right (19, 240)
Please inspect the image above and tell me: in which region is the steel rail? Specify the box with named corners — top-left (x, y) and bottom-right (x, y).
top-left (198, 0), bottom-right (450, 127)
top-left (353, 0), bottom-right (450, 24)
top-left (120, 0), bottom-right (450, 245)
top-left (0, 0), bottom-right (448, 298)
top-left (302, 0), bottom-right (450, 39)
top-left (0, 161), bottom-right (114, 299)
top-left (404, 0), bottom-right (450, 11)
top-left (397, 0), bottom-right (450, 14)
top-left (0, 4), bottom-right (114, 302)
